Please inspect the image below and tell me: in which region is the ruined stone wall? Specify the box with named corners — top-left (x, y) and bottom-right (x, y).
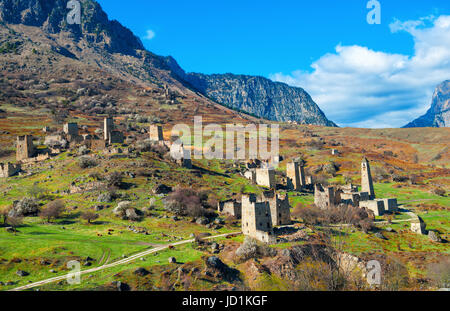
top-left (0, 162), bottom-right (21, 178)
top-left (218, 200), bottom-right (242, 219)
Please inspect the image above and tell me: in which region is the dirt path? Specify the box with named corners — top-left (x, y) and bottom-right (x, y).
top-left (10, 232), bottom-right (240, 291)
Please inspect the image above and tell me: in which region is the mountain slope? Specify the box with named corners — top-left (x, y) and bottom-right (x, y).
top-left (404, 80), bottom-right (450, 128)
top-left (0, 0), bottom-right (335, 127)
top-left (168, 63), bottom-right (336, 126)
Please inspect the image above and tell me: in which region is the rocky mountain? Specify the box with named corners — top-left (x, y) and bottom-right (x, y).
top-left (171, 68), bottom-right (336, 126)
top-left (404, 80), bottom-right (450, 128)
top-left (0, 0), bottom-right (335, 126)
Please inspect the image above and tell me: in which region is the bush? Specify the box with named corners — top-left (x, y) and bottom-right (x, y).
top-left (164, 188), bottom-right (216, 218)
top-left (78, 156), bottom-right (98, 169)
top-left (433, 188), bottom-right (446, 197)
top-left (106, 172), bottom-right (123, 188)
top-left (81, 211), bottom-right (99, 224)
top-left (40, 200), bottom-right (65, 223)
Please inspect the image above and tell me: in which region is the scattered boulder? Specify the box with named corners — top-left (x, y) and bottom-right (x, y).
top-left (8, 198), bottom-right (39, 217)
top-left (196, 217), bottom-right (210, 226)
top-left (134, 267), bottom-right (150, 277)
top-left (428, 231), bottom-right (442, 243)
top-left (375, 232), bottom-right (387, 240)
top-left (154, 184), bottom-right (172, 195)
top-left (206, 256), bottom-right (226, 271)
top-left (168, 257), bottom-right (177, 264)
top-left (97, 193), bottom-right (113, 203)
top-left (16, 270), bottom-right (29, 277)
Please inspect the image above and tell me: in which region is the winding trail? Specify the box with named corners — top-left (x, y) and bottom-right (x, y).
top-left (11, 232), bottom-right (240, 291)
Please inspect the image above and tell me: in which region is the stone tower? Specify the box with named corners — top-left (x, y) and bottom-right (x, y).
top-left (16, 135), bottom-right (35, 161)
top-left (63, 123), bottom-right (79, 136)
top-left (361, 157), bottom-right (375, 199)
top-left (149, 125), bottom-right (164, 142)
top-left (241, 194), bottom-right (275, 244)
top-left (104, 118), bottom-right (114, 141)
top-left (262, 190), bottom-right (291, 226)
top-left (287, 161), bottom-right (306, 190)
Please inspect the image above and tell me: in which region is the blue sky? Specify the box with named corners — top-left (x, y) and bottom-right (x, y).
top-left (96, 0), bottom-right (450, 128)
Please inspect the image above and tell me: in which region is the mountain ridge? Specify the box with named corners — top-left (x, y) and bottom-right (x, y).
top-left (404, 80), bottom-right (450, 128)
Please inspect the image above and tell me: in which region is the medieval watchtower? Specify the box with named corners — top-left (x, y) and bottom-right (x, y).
top-left (104, 118), bottom-right (115, 141)
top-left (361, 157), bottom-right (375, 199)
top-left (16, 135), bottom-right (35, 161)
top-left (286, 161), bottom-right (306, 190)
top-left (241, 194), bottom-right (275, 244)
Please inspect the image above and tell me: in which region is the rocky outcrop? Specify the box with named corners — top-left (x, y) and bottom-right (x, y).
top-left (0, 0), bottom-right (143, 55)
top-left (404, 80), bottom-right (450, 128)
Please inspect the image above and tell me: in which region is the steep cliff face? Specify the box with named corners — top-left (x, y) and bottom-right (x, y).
top-left (404, 80), bottom-right (450, 128)
top-left (177, 72), bottom-right (336, 127)
top-left (0, 0), bottom-right (143, 55)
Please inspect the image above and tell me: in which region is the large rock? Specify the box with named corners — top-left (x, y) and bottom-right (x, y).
top-left (428, 231), bottom-right (442, 243)
top-left (8, 198), bottom-right (39, 217)
top-left (153, 184), bottom-right (172, 195)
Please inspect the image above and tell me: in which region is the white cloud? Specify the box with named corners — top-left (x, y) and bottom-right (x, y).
top-left (270, 15), bottom-right (450, 128)
top-left (144, 29), bottom-right (155, 40)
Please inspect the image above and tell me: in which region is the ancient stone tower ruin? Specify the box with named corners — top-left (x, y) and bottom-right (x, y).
top-left (314, 184), bottom-right (341, 209)
top-left (149, 125), bottom-right (164, 142)
top-left (241, 194), bottom-right (276, 244)
top-left (104, 118), bottom-right (115, 141)
top-left (286, 161), bottom-right (306, 190)
top-left (361, 158), bottom-right (375, 199)
top-left (63, 123), bottom-right (79, 136)
top-left (262, 190), bottom-right (291, 226)
top-left (16, 135), bottom-right (35, 161)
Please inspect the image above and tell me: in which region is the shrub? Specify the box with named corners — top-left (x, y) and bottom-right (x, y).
top-left (40, 200), bottom-right (65, 223)
top-left (164, 187), bottom-right (216, 218)
top-left (105, 172), bottom-right (123, 188)
top-left (81, 211), bottom-right (99, 224)
top-left (433, 188), bottom-right (446, 197)
top-left (78, 156), bottom-right (98, 169)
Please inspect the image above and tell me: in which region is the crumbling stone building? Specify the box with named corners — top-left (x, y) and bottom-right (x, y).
top-left (218, 200), bottom-right (242, 219)
top-left (241, 194), bottom-right (276, 244)
top-left (314, 184), bottom-right (341, 209)
top-left (0, 162), bottom-right (21, 178)
top-left (16, 135), bottom-right (35, 161)
top-left (63, 123), bottom-right (79, 136)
